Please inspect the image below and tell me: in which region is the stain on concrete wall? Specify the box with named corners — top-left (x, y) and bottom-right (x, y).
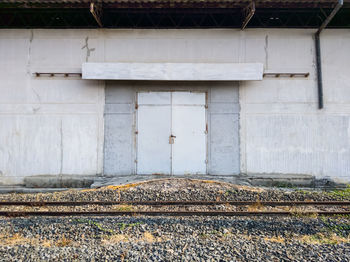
top-left (104, 83), bottom-right (135, 175)
top-left (209, 83), bottom-right (240, 174)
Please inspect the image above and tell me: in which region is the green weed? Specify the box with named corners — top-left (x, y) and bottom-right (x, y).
top-left (75, 219), bottom-right (114, 233)
top-left (117, 222), bottom-right (142, 231)
top-left (327, 185), bottom-right (350, 200)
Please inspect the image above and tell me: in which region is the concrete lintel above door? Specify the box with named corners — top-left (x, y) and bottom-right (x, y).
top-left (82, 62), bottom-right (263, 81)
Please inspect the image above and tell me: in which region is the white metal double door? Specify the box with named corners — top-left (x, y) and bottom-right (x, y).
top-left (137, 91), bottom-right (207, 175)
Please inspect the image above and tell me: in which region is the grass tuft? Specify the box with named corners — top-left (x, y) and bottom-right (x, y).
top-left (299, 232), bottom-right (350, 245)
top-left (247, 200), bottom-right (263, 212)
top-left (327, 185), bottom-right (350, 200)
top-left (264, 236), bottom-right (285, 243)
top-left (55, 236), bottom-right (72, 247)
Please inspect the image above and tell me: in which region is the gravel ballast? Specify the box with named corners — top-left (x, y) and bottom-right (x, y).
top-left (0, 179), bottom-right (349, 261)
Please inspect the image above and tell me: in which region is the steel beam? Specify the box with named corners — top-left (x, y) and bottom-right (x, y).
top-left (241, 1), bottom-right (255, 29)
top-left (90, 2), bottom-right (103, 27)
top-left (315, 0), bottom-right (343, 109)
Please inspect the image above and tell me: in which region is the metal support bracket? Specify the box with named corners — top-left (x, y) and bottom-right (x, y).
top-left (241, 1), bottom-right (255, 30)
top-left (90, 2), bottom-right (103, 28)
top-left (315, 0), bottom-right (343, 109)
top-left (33, 72), bottom-right (82, 78)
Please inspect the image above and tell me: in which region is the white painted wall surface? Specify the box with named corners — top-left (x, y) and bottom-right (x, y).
top-left (0, 30), bottom-right (105, 184)
top-left (0, 28), bottom-right (349, 184)
top-left (239, 30), bottom-right (350, 183)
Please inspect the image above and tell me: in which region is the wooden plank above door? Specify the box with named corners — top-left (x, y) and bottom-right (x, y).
top-left (82, 62), bottom-right (263, 81)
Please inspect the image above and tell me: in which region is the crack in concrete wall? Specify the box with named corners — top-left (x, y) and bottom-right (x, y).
top-left (26, 30), bottom-right (33, 75)
top-left (60, 119), bottom-right (63, 175)
top-left (264, 35), bottom-right (269, 70)
top-left (81, 36), bottom-right (96, 62)
top-left (27, 30), bottom-right (42, 104)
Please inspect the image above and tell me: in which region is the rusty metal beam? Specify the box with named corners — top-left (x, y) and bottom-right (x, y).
top-left (33, 72), bottom-right (82, 77)
top-left (241, 0), bottom-right (255, 29)
top-left (90, 2), bottom-right (102, 27)
top-left (263, 72), bottom-right (310, 78)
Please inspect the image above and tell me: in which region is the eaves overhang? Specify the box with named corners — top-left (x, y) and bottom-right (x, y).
top-left (1, 0), bottom-right (350, 28)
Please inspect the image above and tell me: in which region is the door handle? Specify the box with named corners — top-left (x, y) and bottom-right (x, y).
top-left (169, 135), bottom-right (176, 144)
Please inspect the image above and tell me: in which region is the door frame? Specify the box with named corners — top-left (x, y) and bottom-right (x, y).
top-left (134, 90), bottom-right (209, 175)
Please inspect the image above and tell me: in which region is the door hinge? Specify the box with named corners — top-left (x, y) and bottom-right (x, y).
top-left (135, 103), bottom-right (138, 109)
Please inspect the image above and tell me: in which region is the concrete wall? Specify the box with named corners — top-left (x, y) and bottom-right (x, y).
top-left (0, 30), bottom-right (105, 185)
top-left (0, 29), bottom-right (349, 184)
top-left (104, 82), bottom-right (240, 176)
top-left (240, 30), bottom-right (350, 182)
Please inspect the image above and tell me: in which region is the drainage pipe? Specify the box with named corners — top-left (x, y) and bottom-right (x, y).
top-left (315, 0), bottom-right (343, 109)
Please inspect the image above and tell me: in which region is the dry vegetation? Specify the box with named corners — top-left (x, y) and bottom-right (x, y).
top-left (263, 236), bottom-right (286, 243)
top-left (299, 232), bottom-right (350, 245)
top-left (101, 231), bottom-right (163, 245)
top-left (0, 233), bottom-right (77, 247)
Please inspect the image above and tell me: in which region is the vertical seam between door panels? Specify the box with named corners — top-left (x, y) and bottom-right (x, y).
top-left (170, 91), bottom-right (173, 175)
top-left (135, 92), bottom-right (138, 175)
top-left (206, 91), bottom-right (209, 175)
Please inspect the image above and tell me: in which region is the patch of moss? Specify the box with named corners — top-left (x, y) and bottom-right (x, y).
top-left (300, 232), bottom-right (350, 245)
top-left (327, 185), bottom-right (350, 200)
top-left (117, 222), bottom-right (142, 231)
top-left (75, 219), bottom-right (114, 233)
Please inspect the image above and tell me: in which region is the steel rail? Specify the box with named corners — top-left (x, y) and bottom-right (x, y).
top-left (0, 211), bottom-right (349, 217)
top-left (0, 201), bottom-right (350, 206)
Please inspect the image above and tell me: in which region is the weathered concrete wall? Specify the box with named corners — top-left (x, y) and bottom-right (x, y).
top-left (0, 28), bottom-right (349, 184)
top-left (104, 82), bottom-right (240, 176)
top-left (0, 30), bottom-right (105, 184)
top-left (239, 30), bottom-right (350, 183)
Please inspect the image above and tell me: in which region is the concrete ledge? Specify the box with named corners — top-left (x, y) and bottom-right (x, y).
top-left (92, 174), bottom-right (339, 189)
top-left (24, 175), bottom-right (95, 188)
top-left (91, 174), bottom-right (251, 188)
top-left (82, 62), bottom-right (264, 81)
top-left (0, 186), bottom-right (82, 194)
top-left (246, 173), bottom-right (315, 187)
top-left (0, 174), bottom-right (346, 192)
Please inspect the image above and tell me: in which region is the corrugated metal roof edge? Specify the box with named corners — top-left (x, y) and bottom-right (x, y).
top-left (1, 0), bottom-right (348, 3)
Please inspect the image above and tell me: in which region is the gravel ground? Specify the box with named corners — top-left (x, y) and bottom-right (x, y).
top-left (0, 216), bottom-right (349, 261)
top-left (0, 179), bottom-right (349, 212)
top-left (1, 178), bottom-right (350, 203)
top-left (0, 179), bottom-right (349, 261)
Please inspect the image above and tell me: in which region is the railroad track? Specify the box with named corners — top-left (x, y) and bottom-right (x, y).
top-left (0, 201), bottom-right (350, 206)
top-left (0, 201), bottom-right (349, 217)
